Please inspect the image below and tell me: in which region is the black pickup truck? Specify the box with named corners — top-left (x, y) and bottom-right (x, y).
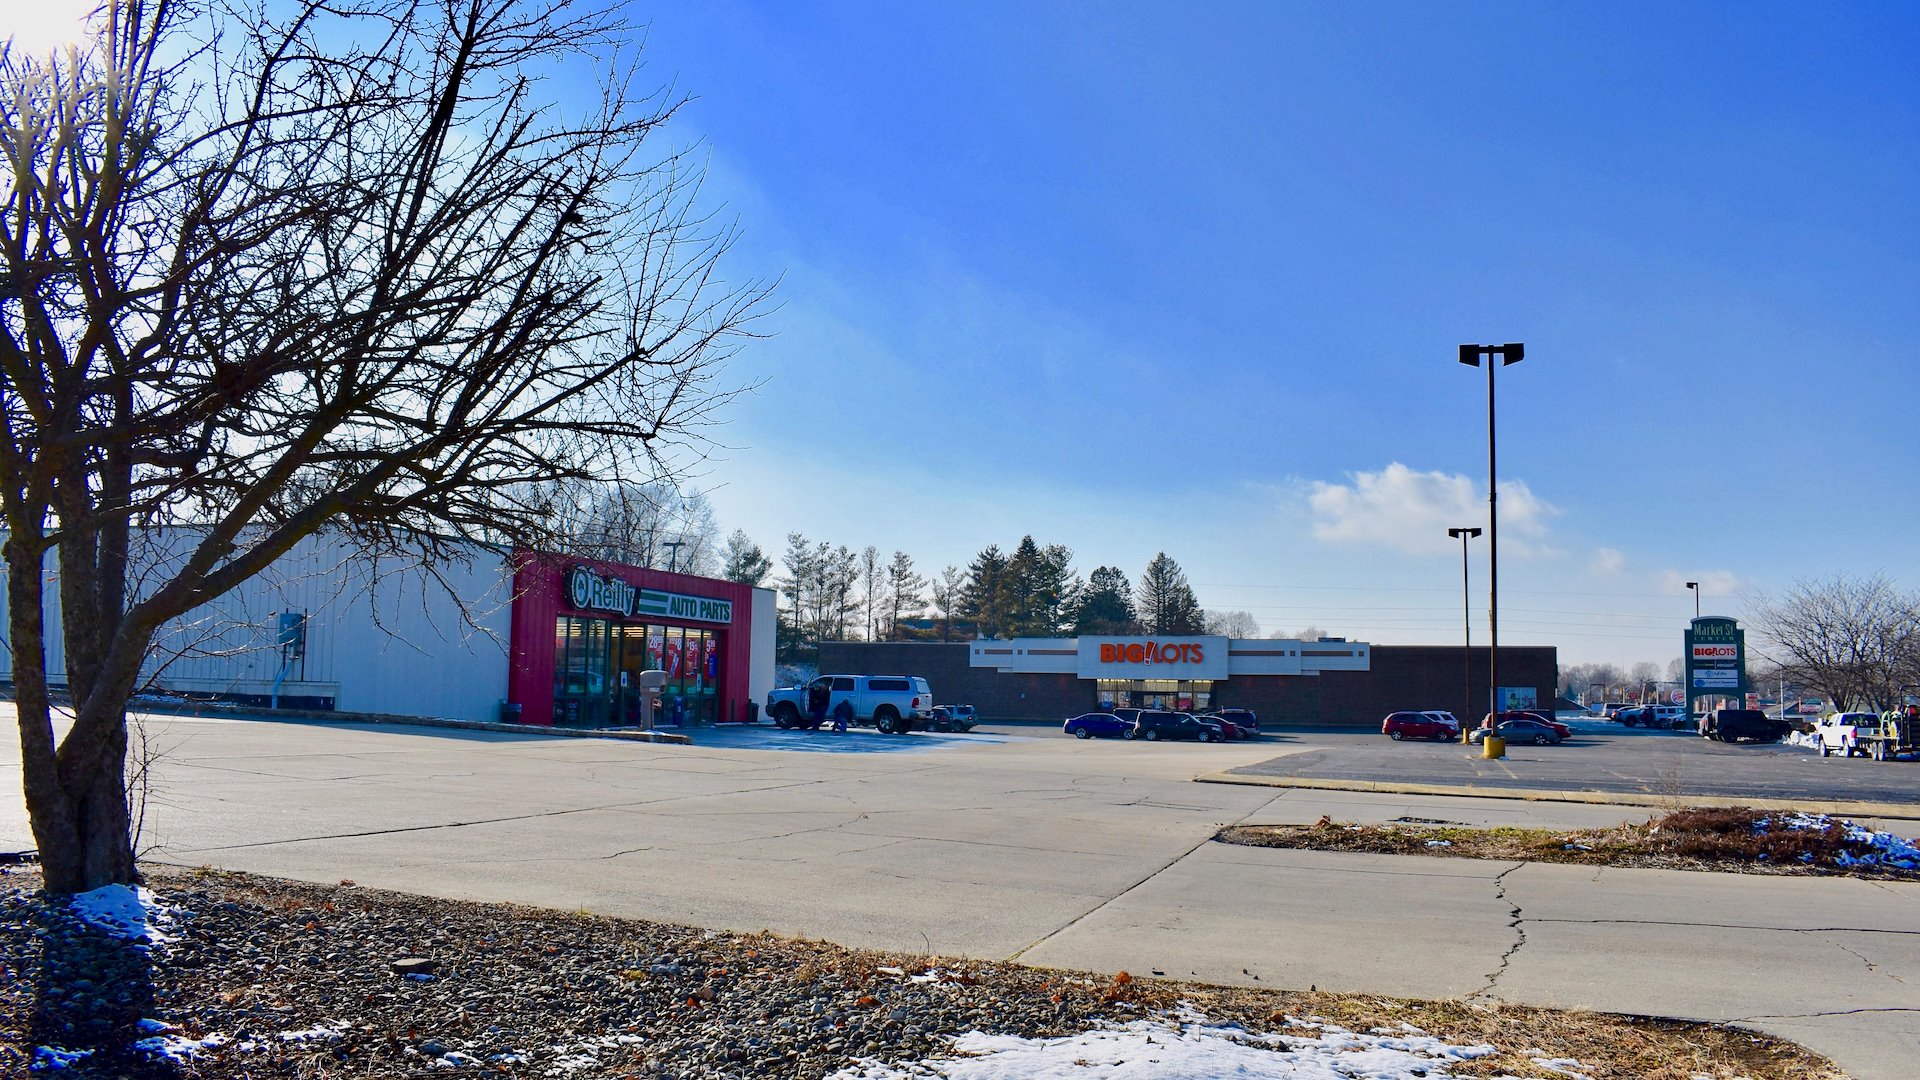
top-left (1699, 708), bottom-right (1790, 743)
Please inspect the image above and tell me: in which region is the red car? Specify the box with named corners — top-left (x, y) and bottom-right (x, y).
top-left (1480, 711), bottom-right (1571, 739)
top-left (1201, 713), bottom-right (1252, 740)
top-left (1382, 711), bottom-right (1459, 741)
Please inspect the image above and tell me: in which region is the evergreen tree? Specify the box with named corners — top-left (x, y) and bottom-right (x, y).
top-left (1137, 553), bottom-right (1204, 634)
top-left (932, 565), bottom-right (965, 641)
top-left (860, 546), bottom-right (882, 640)
top-left (776, 533), bottom-right (821, 663)
top-left (883, 551), bottom-right (928, 640)
top-left (1004, 536), bottom-right (1078, 637)
top-left (1073, 566), bottom-right (1140, 634)
top-left (960, 545), bottom-right (1010, 638)
top-left (720, 529), bottom-right (773, 586)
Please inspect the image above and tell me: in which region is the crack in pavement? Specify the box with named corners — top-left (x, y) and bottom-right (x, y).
top-left (1470, 862), bottom-right (1528, 999)
top-left (166, 773), bottom-right (883, 853)
top-left (1808, 931), bottom-right (1908, 985)
top-left (1001, 793), bottom-right (1284, 964)
top-left (1728, 1006), bottom-right (1920, 1023)
top-left (1525, 918), bottom-right (1920, 936)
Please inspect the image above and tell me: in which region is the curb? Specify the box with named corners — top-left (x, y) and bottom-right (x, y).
top-left (1193, 771), bottom-right (1920, 821)
top-left (132, 703), bottom-right (695, 745)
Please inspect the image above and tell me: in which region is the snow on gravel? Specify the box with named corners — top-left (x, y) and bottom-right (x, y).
top-left (66, 883), bottom-right (179, 944)
top-left (827, 1005), bottom-right (1523, 1079)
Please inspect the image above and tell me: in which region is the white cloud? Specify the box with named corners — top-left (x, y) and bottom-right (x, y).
top-left (1661, 569), bottom-right (1740, 598)
top-left (1591, 547), bottom-right (1626, 575)
top-left (1308, 463), bottom-right (1557, 556)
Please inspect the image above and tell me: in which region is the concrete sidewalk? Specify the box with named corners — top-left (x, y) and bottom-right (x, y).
top-left (4, 709), bottom-right (1915, 1078)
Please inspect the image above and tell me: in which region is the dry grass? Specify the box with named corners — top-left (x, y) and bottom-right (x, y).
top-left (1219, 806), bottom-right (1920, 879)
top-left (1180, 987), bottom-right (1843, 1080)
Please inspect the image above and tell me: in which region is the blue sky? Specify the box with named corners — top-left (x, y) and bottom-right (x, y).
top-left (17, 2), bottom-right (1920, 666)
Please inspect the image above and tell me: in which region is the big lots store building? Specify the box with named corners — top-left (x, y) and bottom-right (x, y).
top-left (820, 636), bottom-right (1557, 728)
top-left (0, 533), bottom-right (777, 729)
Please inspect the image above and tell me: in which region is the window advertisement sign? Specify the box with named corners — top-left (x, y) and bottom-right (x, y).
top-left (1076, 636), bottom-right (1229, 680)
top-left (1685, 617), bottom-right (1747, 698)
top-left (1498, 686), bottom-right (1538, 711)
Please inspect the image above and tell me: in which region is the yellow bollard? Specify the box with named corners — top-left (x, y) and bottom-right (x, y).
top-left (1482, 735), bottom-right (1506, 759)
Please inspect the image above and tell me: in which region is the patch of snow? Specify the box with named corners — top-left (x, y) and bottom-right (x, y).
top-left (1531, 1058), bottom-right (1593, 1079)
top-left (1425, 840), bottom-right (1453, 848)
top-left (278, 1023), bottom-right (348, 1042)
top-left (828, 1003), bottom-right (1498, 1079)
top-left (135, 1018), bottom-right (179, 1034)
top-left (132, 1032), bottom-right (227, 1062)
top-left (1759, 813), bottom-right (1920, 871)
top-left (68, 883), bottom-right (179, 944)
top-left (542, 1034), bottom-right (647, 1075)
top-left (30, 1046), bottom-right (94, 1071)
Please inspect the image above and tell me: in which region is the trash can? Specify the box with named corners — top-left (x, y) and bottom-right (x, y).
top-left (747, 701), bottom-right (760, 724)
top-left (499, 701), bottom-right (523, 724)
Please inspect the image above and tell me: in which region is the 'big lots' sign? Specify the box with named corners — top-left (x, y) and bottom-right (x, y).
top-left (1077, 636), bottom-right (1228, 679)
top-left (1099, 641), bottom-right (1207, 664)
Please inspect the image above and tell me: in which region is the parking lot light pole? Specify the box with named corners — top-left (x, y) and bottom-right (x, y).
top-left (1686, 581), bottom-right (1700, 712)
top-left (1458, 342), bottom-right (1525, 752)
top-left (1448, 527), bottom-right (1482, 742)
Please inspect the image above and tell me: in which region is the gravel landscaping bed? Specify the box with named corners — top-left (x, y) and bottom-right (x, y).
top-left (0, 863), bottom-right (1842, 1078)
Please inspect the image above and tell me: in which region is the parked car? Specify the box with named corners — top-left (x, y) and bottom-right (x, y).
top-left (1209, 708), bottom-right (1260, 735)
top-left (766, 674), bottom-right (932, 733)
top-left (1383, 710), bottom-right (1459, 741)
top-left (1699, 708), bottom-right (1789, 744)
top-left (1128, 711), bottom-right (1226, 742)
top-left (1199, 713), bottom-right (1252, 740)
top-left (1646, 705), bottom-right (1688, 730)
top-left (1469, 717), bottom-right (1565, 745)
top-left (1063, 711), bottom-right (1132, 739)
top-left (1480, 711), bottom-right (1571, 739)
top-left (1815, 712), bottom-right (1884, 757)
top-left (926, 705), bottom-right (977, 733)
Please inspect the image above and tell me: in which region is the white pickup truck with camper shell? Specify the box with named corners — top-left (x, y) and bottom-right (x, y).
top-left (766, 674), bottom-right (933, 734)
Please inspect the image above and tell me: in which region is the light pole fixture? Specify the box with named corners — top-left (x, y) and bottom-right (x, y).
top-left (1448, 526), bottom-right (1482, 741)
top-left (1686, 580), bottom-right (1700, 619)
top-left (1458, 342), bottom-right (1525, 731)
top-left (663, 539), bottom-right (685, 574)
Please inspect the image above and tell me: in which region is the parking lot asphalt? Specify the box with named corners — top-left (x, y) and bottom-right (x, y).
top-left (1219, 721), bottom-right (1920, 814)
top-left (3, 708), bottom-right (1918, 1078)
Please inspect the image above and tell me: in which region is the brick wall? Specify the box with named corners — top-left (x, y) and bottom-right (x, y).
top-left (817, 641), bottom-right (1557, 729)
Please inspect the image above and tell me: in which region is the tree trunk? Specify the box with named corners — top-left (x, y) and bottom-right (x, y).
top-left (7, 536), bottom-right (138, 895)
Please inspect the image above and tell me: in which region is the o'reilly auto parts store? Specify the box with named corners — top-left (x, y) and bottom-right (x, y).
top-left (819, 636), bottom-right (1556, 728)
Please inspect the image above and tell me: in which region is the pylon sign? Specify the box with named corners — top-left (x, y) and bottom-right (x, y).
top-left (1684, 616), bottom-right (1746, 713)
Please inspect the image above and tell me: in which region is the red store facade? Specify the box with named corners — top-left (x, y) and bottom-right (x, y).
top-left (506, 551), bottom-right (759, 727)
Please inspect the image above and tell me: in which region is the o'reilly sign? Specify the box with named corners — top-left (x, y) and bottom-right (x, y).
top-left (565, 566), bottom-right (732, 623)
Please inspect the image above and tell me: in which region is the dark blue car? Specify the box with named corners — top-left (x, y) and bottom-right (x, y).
top-left (1064, 711), bottom-right (1133, 739)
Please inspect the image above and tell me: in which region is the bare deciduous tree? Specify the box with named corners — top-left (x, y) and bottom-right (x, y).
top-left (1202, 609), bottom-right (1261, 639)
top-left (1, 0), bottom-right (766, 893)
top-left (1749, 574), bottom-right (1920, 713)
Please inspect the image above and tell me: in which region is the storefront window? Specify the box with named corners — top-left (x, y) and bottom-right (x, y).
top-left (1097, 679), bottom-right (1214, 712)
top-left (555, 614), bottom-right (725, 728)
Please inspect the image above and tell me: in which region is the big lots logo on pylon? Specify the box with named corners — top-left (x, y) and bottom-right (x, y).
top-left (1099, 641), bottom-right (1205, 665)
